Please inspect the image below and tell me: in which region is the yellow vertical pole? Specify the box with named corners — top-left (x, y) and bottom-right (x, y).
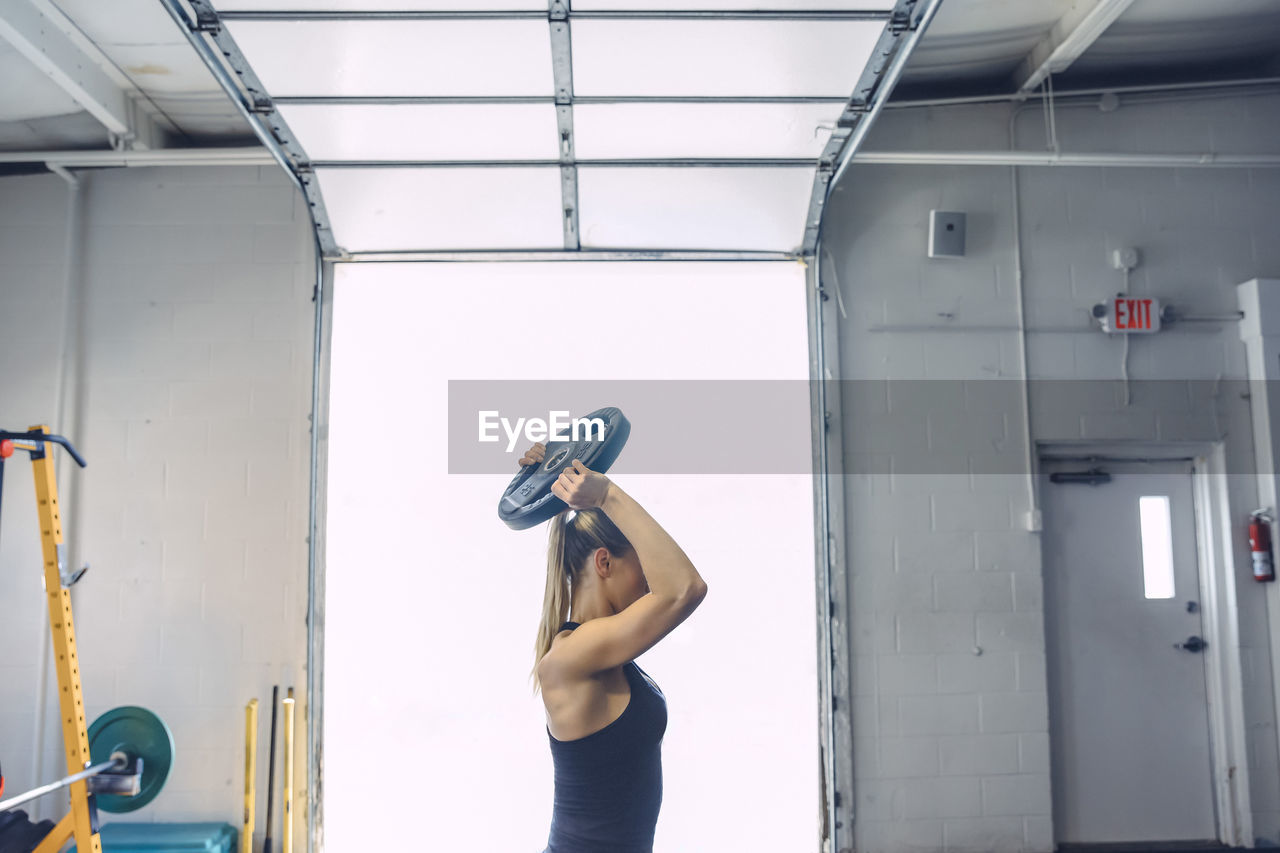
top-left (245, 699), bottom-right (259, 853)
top-left (28, 425), bottom-right (100, 853)
top-left (282, 690), bottom-right (295, 853)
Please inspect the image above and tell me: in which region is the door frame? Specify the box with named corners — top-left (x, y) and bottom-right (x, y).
top-left (1036, 440), bottom-right (1254, 849)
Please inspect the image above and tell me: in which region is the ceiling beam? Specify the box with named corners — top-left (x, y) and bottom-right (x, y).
top-left (0, 0), bottom-right (155, 146)
top-left (1014, 0), bottom-right (1138, 94)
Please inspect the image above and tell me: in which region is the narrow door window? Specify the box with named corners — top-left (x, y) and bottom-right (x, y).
top-left (1139, 495), bottom-right (1175, 599)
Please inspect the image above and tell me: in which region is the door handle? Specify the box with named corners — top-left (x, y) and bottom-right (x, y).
top-left (1175, 636), bottom-right (1207, 653)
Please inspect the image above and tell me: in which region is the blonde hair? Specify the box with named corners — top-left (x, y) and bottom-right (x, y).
top-left (531, 507), bottom-right (633, 692)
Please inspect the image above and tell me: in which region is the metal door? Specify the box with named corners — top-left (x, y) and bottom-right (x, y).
top-left (1040, 458), bottom-right (1217, 845)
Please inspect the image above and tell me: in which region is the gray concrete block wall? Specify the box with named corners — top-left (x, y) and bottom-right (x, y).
top-left (825, 92), bottom-right (1280, 851)
top-left (0, 167), bottom-right (313, 845)
top-left (3, 90), bottom-right (1277, 853)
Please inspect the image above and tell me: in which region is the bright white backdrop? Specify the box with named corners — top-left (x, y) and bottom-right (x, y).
top-left (324, 261), bottom-right (818, 851)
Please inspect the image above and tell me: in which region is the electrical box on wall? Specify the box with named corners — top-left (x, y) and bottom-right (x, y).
top-left (926, 208), bottom-right (962, 256)
top-left (928, 210), bottom-right (966, 258)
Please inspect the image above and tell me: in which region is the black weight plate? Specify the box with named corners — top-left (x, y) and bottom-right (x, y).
top-left (498, 407), bottom-right (630, 530)
top-left (87, 706), bottom-right (174, 813)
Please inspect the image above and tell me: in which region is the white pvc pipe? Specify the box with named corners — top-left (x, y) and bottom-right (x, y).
top-left (8, 148), bottom-right (1275, 171)
top-left (1007, 127), bottom-right (1039, 533)
top-left (865, 323), bottom-right (1224, 334)
top-left (888, 76), bottom-right (1280, 111)
top-left (852, 150), bottom-right (1280, 168)
top-left (0, 148), bottom-right (275, 167)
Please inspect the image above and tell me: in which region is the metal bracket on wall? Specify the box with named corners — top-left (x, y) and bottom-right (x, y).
top-left (192, 7), bottom-right (218, 32)
top-left (548, 3), bottom-right (580, 250)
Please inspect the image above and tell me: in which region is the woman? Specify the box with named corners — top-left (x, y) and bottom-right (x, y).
top-left (521, 443), bottom-right (708, 853)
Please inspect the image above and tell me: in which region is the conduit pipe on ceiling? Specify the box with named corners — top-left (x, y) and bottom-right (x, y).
top-left (887, 76), bottom-right (1280, 111)
top-left (852, 150), bottom-right (1280, 168)
top-left (864, 323), bottom-right (1229, 333)
top-left (0, 148), bottom-right (275, 167)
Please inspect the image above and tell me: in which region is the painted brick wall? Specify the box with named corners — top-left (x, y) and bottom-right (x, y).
top-left (824, 91), bottom-right (1280, 851)
top-left (0, 166), bottom-right (313, 846)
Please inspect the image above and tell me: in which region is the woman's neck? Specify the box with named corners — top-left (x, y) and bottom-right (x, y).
top-left (569, 603), bottom-right (616, 623)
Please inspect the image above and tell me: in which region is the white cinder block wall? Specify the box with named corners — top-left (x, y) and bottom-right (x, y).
top-left (824, 91), bottom-right (1280, 851)
top-left (0, 166), bottom-right (314, 845)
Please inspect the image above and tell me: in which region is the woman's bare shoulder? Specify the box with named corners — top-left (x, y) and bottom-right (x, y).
top-left (538, 628), bottom-right (579, 682)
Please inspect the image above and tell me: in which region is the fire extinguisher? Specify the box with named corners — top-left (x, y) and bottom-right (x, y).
top-left (1249, 510), bottom-right (1276, 582)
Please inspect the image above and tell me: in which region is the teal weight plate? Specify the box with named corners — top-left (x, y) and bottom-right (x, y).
top-left (87, 706), bottom-right (174, 813)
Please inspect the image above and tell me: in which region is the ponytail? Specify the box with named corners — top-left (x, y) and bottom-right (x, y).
top-left (530, 507), bottom-right (634, 693)
top-left (531, 510), bottom-right (574, 692)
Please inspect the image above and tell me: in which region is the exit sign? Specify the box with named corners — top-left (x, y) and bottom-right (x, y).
top-left (1105, 296), bottom-right (1161, 333)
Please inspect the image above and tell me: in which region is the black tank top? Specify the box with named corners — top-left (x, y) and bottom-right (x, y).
top-left (545, 621), bottom-right (667, 853)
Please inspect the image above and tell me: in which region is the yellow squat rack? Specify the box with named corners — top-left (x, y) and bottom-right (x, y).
top-left (1, 425), bottom-right (100, 853)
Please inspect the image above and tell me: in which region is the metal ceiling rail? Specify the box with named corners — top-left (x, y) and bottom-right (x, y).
top-left (218, 9), bottom-right (893, 21)
top-left (310, 158), bottom-right (820, 168)
top-left (828, 0), bottom-right (943, 191)
top-left (219, 9), bottom-right (545, 19)
top-left (343, 249), bottom-right (799, 262)
top-left (799, 0), bottom-right (943, 257)
top-left (159, 0), bottom-right (341, 256)
top-left (271, 95), bottom-right (852, 105)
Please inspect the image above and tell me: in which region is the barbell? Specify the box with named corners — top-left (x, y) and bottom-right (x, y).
top-left (0, 706), bottom-right (173, 815)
